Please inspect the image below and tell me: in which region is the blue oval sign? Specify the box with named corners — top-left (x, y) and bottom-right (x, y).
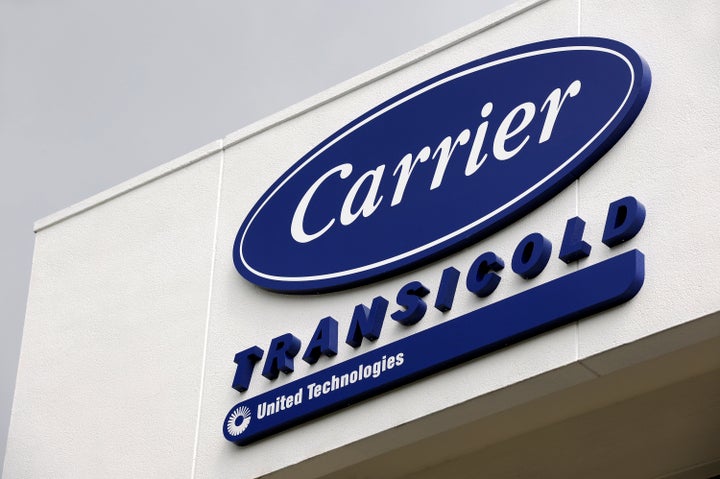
top-left (233, 37), bottom-right (651, 293)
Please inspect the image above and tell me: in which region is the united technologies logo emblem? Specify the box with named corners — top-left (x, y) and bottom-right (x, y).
top-left (226, 405), bottom-right (252, 438)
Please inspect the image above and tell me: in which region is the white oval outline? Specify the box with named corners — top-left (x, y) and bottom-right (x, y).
top-left (238, 45), bottom-right (636, 283)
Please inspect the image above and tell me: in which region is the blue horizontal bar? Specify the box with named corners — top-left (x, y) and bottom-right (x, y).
top-left (224, 249), bottom-right (644, 445)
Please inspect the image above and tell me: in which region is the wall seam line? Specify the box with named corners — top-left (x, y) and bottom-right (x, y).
top-left (574, 0), bottom-right (583, 363)
top-left (578, 359), bottom-right (601, 378)
top-left (578, 0), bottom-right (582, 35)
top-left (190, 140), bottom-right (225, 479)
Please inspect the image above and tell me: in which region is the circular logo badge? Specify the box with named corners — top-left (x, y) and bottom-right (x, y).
top-left (226, 405), bottom-right (252, 437)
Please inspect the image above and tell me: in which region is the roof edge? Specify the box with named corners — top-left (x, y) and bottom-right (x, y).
top-left (34, 0), bottom-right (547, 233)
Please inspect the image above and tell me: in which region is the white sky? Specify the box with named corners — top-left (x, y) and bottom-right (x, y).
top-left (0, 0), bottom-right (514, 467)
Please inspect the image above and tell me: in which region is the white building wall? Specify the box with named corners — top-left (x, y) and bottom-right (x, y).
top-left (575, 0), bottom-right (720, 369)
top-left (4, 147), bottom-right (223, 477)
top-left (4, 1), bottom-right (719, 478)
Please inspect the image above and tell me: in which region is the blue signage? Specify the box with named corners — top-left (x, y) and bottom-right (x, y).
top-left (224, 197), bottom-right (648, 445)
top-left (224, 37), bottom-right (652, 447)
top-left (233, 37), bottom-right (651, 293)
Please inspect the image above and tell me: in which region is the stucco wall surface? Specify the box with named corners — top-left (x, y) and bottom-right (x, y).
top-left (4, 0), bottom-right (719, 478)
top-left (4, 150), bottom-right (223, 478)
